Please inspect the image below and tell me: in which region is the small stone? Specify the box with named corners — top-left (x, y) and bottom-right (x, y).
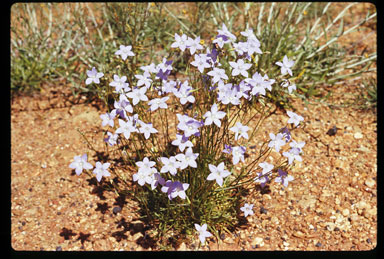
top-left (363, 208), bottom-right (376, 219)
top-left (260, 206), bottom-right (268, 214)
top-left (251, 237), bottom-right (264, 247)
top-left (356, 201), bottom-right (369, 210)
top-left (293, 231), bottom-right (305, 238)
top-left (349, 214), bottom-right (359, 222)
top-left (112, 206), bottom-right (122, 215)
top-left (132, 232), bottom-right (143, 241)
top-left (342, 209), bottom-right (350, 217)
top-left (220, 233), bottom-right (225, 240)
top-left (354, 132), bottom-right (363, 139)
top-left (364, 178), bottom-right (375, 188)
top-left (315, 242), bottom-right (322, 247)
top-left (366, 238), bottom-right (372, 244)
top-left (178, 242), bottom-right (187, 251)
top-left (130, 220), bottom-right (144, 232)
top-left (56, 246), bottom-right (62, 251)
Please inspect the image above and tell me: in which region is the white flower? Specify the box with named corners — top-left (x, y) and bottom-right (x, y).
top-left (69, 154), bottom-right (93, 175)
top-left (115, 45), bottom-right (135, 60)
top-left (232, 146), bottom-right (245, 165)
top-left (92, 162), bottom-right (111, 182)
top-left (240, 203), bottom-right (254, 217)
top-left (109, 75), bottom-right (130, 93)
top-left (115, 118), bottom-right (138, 140)
top-left (138, 121), bottom-right (158, 139)
top-left (218, 23), bottom-right (236, 41)
top-left (194, 223), bottom-right (212, 244)
top-left (136, 157), bottom-right (156, 175)
top-left (126, 87), bottom-right (149, 106)
top-left (289, 140), bottom-right (305, 152)
top-left (171, 33), bottom-right (188, 52)
top-left (190, 53), bottom-right (211, 73)
top-left (174, 81), bottom-right (195, 105)
top-left (105, 131), bottom-right (119, 146)
top-left (85, 67), bottom-right (104, 85)
top-left (159, 156), bottom-right (180, 175)
top-left (287, 111), bottom-right (304, 127)
top-left (246, 38), bottom-right (262, 55)
top-left (240, 29), bottom-right (257, 40)
top-left (259, 162), bottom-right (274, 174)
top-left (207, 162), bottom-right (231, 187)
top-left (229, 122), bottom-right (249, 141)
top-left (133, 170), bottom-right (152, 186)
top-left (175, 147), bottom-right (199, 170)
top-left (171, 134), bottom-right (194, 152)
top-left (268, 132), bottom-right (286, 152)
top-left (276, 55), bottom-right (295, 76)
top-left (135, 71), bottom-right (152, 89)
top-left (203, 103), bottom-right (226, 127)
top-left (207, 67), bottom-right (229, 84)
top-left (229, 59), bottom-right (252, 77)
top-left (283, 148), bottom-right (302, 165)
top-left (186, 36), bottom-right (204, 55)
top-left (148, 96), bottom-right (169, 111)
top-left (100, 110), bottom-right (116, 127)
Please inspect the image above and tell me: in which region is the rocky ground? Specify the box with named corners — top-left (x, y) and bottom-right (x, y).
top-left (10, 79), bottom-right (377, 251)
top-left (10, 2), bottom-right (377, 252)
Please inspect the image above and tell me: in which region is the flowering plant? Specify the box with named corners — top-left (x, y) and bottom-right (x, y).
top-left (69, 24), bottom-right (306, 248)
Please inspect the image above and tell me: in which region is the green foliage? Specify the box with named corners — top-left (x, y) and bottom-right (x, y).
top-left (11, 3), bottom-right (376, 107)
top-left (354, 76), bottom-right (377, 112)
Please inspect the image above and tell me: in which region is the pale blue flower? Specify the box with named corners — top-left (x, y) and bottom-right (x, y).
top-left (171, 33), bottom-right (188, 52)
top-left (126, 87), bottom-right (148, 106)
top-left (138, 121), bottom-right (158, 139)
top-left (109, 75), bottom-right (130, 93)
top-left (287, 111), bottom-right (304, 127)
top-left (148, 96), bottom-right (169, 111)
top-left (115, 45), bottom-right (135, 60)
top-left (268, 132), bottom-right (286, 152)
top-left (254, 172), bottom-right (269, 188)
top-left (93, 161), bottom-right (111, 182)
top-left (85, 67), bottom-right (104, 85)
top-left (276, 55), bottom-right (294, 76)
top-left (229, 58), bottom-right (252, 77)
top-left (275, 169), bottom-right (294, 187)
top-left (69, 154), bottom-right (93, 175)
top-left (171, 134), bottom-right (194, 152)
top-left (161, 181), bottom-right (189, 200)
top-left (217, 23), bottom-right (236, 41)
top-left (186, 36), bottom-right (204, 55)
top-left (207, 162), bottom-right (231, 186)
top-left (240, 203), bottom-right (254, 217)
top-left (207, 67), bottom-right (228, 84)
top-left (191, 53), bottom-right (211, 73)
top-left (100, 110), bottom-right (116, 127)
top-left (203, 103), bottom-right (226, 127)
top-left (194, 223), bottom-right (212, 244)
top-left (229, 121), bottom-right (249, 141)
top-left (159, 156), bottom-right (180, 175)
